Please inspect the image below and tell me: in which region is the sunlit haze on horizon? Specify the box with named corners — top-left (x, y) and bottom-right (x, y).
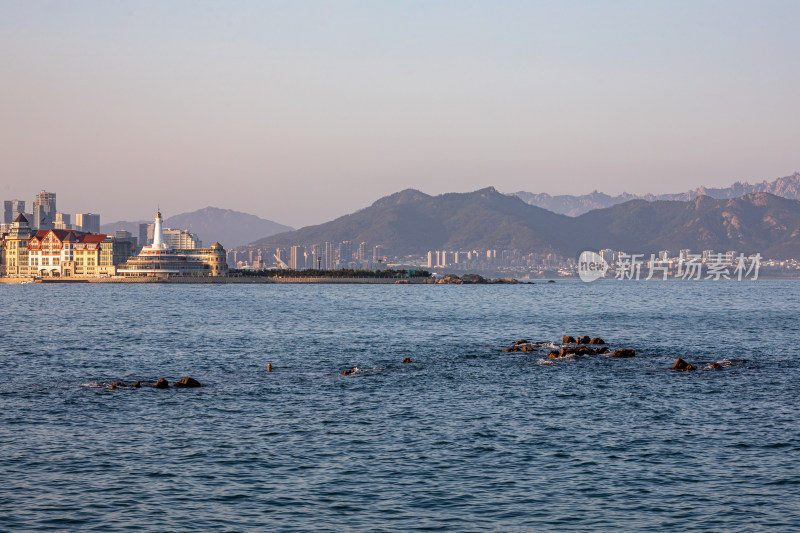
top-left (1, 0), bottom-right (799, 227)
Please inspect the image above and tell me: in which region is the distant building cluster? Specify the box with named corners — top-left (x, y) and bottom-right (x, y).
top-left (3, 190), bottom-right (100, 236)
top-left (230, 241), bottom-right (393, 271)
top-left (1, 188), bottom-right (226, 279)
top-left (230, 240), bottom-right (568, 277)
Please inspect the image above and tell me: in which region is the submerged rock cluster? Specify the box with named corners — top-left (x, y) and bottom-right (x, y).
top-left (98, 377), bottom-right (201, 390)
top-left (502, 335), bottom-right (737, 372)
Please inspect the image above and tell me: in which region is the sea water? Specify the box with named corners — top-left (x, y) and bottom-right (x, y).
top-left (1, 281), bottom-right (798, 531)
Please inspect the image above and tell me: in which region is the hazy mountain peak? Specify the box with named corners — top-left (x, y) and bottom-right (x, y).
top-left (515, 172), bottom-right (800, 216)
top-left (102, 206), bottom-right (292, 249)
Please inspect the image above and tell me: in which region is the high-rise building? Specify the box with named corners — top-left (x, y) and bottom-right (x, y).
top-left (4, 200), bottom-right (25, 224)
top-left (33, 191), bottom-right (56, 230)
top-left (115, 230), bottom-right (138, 250)
top-left (324, 242), bottom-right (335, 270)
top-left (75, 213), bottom-right (100, 233)
top-left (357, 242), bottom-right (367, 264)
top-left (337, 241), bottom-right (353, 268)
top-left (290, 245), bottom-right (305, 270)
top-left (139, 223), bottom-right (152, 248)
top-left (54, 213), bottom-right (71, 230)
top-left (427, 251), bottom-right (434, 268)
top-left (373, 245), bottom-right (385, 264)
top-left (162, 228), bottom-right (201, 249)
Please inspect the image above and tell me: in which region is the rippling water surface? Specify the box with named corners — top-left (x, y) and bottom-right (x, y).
top-left (1, 281), bottom-right (799, 531)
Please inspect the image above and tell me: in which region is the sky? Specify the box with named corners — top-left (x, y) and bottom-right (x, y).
top-left (1, 0), bottom-right (799, 228)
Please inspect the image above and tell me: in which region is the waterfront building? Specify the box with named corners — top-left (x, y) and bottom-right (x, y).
top-left (27, 229), bottom-right (134, 278)
top-left (75, 213), bottom-right (100, 234)
top-left (4, 200), bottom-right (25, 224)
top-left (1, 214), bottom-right (33, 277)
top-left (116, 210), bottom-right (227, 277)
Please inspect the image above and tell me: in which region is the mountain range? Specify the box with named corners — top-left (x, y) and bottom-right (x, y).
top-left (101, 207), bottom-right (292, 249)
top-left (514, 172), bottom-right (800, 216)
top-left (247, 187), bottom-right (800, 259)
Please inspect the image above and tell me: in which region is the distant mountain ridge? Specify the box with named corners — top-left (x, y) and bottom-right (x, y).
top-left (514, 172), bottom-right (800, 216)
top-left (247, 187), bottom-right (800, 259)
top-left (101, 207), bottom-right (292, 249)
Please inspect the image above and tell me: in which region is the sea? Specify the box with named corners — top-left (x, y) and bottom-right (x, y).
top-left (1, 280), bottom-right (799, 532)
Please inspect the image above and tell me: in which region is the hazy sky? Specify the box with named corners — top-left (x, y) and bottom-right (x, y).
top-left (2, 1), bottom-right (799, 227)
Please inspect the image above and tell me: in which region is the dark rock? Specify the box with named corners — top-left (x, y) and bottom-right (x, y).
top-left (672, 358), bottom-right (695, 371)
top-left (112, 381), bottom-right (123, 387)
top-left (579, 336), bottom-right (591, 344)
top-left (132, 381), bottom-right (141, 388)
top-left (547, 351), bottom-right (559, 359)
top-left (267, 363), bottom-right (272, 372)
top-left (520, 345), bottom-right (534, 352)
top-left (341, 367), bottom-right (359, 376)
top-left (589, 337), bottom-right (605, 344)
top-left (563, 336), bottom-right (576, 344)
top-left (402, 358), bottom-right (413, 363)
top-left (503, 346), bottom-right (520, 353)
top-left (490, 277), bottom-right (519, 284)
top-left (610, 349), bottom-right (636, 358)
top-left (514, 339), bottom-right (529, 345)
top-left (461, 274), bottom-right (488, 284)
top-left (108, 384), bottom-right (117, 390)
top-left (173, 377), bottom-right (201, 388)
top-left (710, 362), bottom-right (723, 370)
top-left (154, 378), bottom-right (169, 389)
top-left (547, 280), bottom-right (555, 283)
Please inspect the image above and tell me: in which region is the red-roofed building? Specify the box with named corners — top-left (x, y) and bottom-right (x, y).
top-left (27, 229), bottom-right (135, 277)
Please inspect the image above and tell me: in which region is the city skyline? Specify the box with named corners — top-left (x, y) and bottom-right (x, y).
top-left (2, 1), bottom-right (799, 227)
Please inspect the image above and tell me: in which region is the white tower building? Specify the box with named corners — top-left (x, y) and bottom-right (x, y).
top-left (150, 209), bottom-right (170, 251)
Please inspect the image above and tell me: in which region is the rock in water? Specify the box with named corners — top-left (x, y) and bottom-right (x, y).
top-left (710, 362), bottom-right (723, 370)
top-left (563, 336), bottom-right (576, 344)
top-left (610, 349), bottom-right (636, 358)
top-left (461, 274), bottom-right (488, 284)
top-left (589, 337), bottom-right (605, 345)
top-left (154, 378), bottom-right (169, 389)
top-left (132, 381), bottom-right (141, 388)
top-left (672, 358), bottom-right (695, 371)
top-left (173, 377), bottom-right (201, 388)
top-left (579, 336), bottom-right (591, 344)
top-left (402, 358), bottom-right (413, 363)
